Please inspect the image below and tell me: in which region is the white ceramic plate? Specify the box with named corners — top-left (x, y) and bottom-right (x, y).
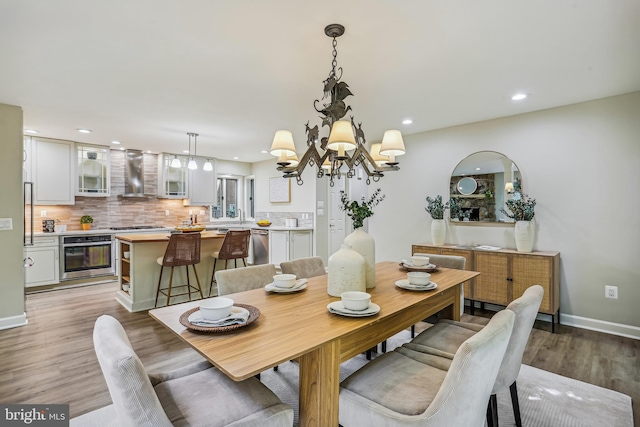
top-left (265, 279), bottom-right (308, 293)
top-left (402, 262), bottom-right (437, 270)
top-left (327, 301), bottom-right (381, 317)
top-left (187, 306), bottom-right (250, 326)
top-left (395, 279), bottom-right (438, 291)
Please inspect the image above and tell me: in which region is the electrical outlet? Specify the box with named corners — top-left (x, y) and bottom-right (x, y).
top-left (199, 210), bottom-right (205, 216)
top-left (40, 210), bottom-right (47, 217)
top-left (605, 285), bottom-right (618, 299)
top-left (188, 210), bottom-right (193, 215)
top-left (165, 210), bottom-right (170, 216)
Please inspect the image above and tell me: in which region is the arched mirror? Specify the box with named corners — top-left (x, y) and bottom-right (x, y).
top-left (449, 151), bottom-right (521, 224)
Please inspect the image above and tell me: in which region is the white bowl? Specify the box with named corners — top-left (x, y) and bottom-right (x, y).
top-left (341, 291), bottom-right (371, 311)
top-left (411, 256), bottom-right (429, 266)
top-left (199, 297), bottom-right (234, 320)
top-left (407, 272), bottom-right (431, 285)
top-left (123, 251), bottom-right (130, 259)
top-left (273, 274), bottom-right (297, 288)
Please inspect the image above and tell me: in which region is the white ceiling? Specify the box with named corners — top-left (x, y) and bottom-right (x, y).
top-left (1, 1), bottom-right (639, 163)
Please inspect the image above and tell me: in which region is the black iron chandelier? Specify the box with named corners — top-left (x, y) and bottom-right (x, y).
top-left (269, 24), bottom-right (406, 186)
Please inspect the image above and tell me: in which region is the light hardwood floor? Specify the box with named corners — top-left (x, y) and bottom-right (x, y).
top-left (1, 282), bottom-right (638, 425)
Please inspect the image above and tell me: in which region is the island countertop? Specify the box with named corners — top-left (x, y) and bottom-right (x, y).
top-left (115, 231), bottom-right (226, 243)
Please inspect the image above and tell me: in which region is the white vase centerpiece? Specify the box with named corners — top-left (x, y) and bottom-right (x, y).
top-left (339, 188), bottom-right (385, 289)
top-left (500, 191), bottom-right (537, 253)
top-left (425, 195), bottom-right (448, 246)
top-left (327, 244), bottom-right (366, 296)
top-left (344, 228), bottom-right (375, 289)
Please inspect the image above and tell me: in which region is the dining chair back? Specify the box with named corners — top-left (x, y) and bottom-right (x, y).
top-left (406, 284), bottom-right (544, 427)
top-left (280, 257), bottom-right (326, 278)
top-left (339, 310), bottom-right (515, 427)
top-left (154, 232), bottom-right (203, 307)
top-left (215, 264), bottom-right (277, 296)
top-left (209, 229), bottom-right (251, 295)
top-left (92, 315), bottom-right (293, 427)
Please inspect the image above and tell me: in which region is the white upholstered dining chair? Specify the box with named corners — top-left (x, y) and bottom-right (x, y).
top-left (280, 256), bottom-right (326, 278)
top-left (406, 284), bottom-right (544, 427)
top-left (84, 315), bottom-right (293, 427)
top-left (215, 264), bottom-right (277, 296)
top-left (339, 309), bottom-right (515, 427)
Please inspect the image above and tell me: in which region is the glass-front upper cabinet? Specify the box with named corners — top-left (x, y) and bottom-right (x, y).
top-left (158, 153), bottom-right (188, 198)
top-left (76, 144), bottom-right (110, 196)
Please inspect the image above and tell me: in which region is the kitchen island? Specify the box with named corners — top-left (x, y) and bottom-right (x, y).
top-left (115, 231), bottom-right (227, 312)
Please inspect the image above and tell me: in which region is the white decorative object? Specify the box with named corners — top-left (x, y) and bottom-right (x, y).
top-left (431, 219), bottom-right (446, 245)
top-left (327, 244), bottom-right (366, 297)
top-left (514, 221), bottom-right (534, 252)
top-left (343, 228), bottom-right (376, 289)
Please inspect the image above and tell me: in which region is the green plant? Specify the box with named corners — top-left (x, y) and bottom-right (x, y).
top-left (340, 188), bottom-right (385, 229)
top-left (80, 215), bottom-right (94, 224)
top-left (500, 192), bottom-right (536, 221)
top-left (425, 195), bottom-right (448, 220)
top-left (484, 189), bottom-right (493, 200)
top-left (448, 197), bottom-right (461, 220)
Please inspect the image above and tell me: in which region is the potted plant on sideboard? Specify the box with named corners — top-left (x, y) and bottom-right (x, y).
top-left (425, 195), bottom-right (448, 245)
top-left (500, 192), bottom-right (536, 252)
top-left (80, 215), bottom-right (94, 231)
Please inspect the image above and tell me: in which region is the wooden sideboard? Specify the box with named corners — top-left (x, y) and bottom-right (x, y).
top-left (412, 243), bottom-right (560, 332)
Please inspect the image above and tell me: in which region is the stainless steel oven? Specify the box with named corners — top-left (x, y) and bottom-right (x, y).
top-left (60, 234), bottom-right (115, 280)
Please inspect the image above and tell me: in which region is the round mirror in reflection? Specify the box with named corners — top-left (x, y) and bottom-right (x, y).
top-left (449, 151), bottom-right (521, 223)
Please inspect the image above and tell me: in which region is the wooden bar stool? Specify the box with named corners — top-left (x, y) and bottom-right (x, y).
top-left (155, 233), bottom-right (204, 307)
top-left (209, 229), bottom-right (250, 296)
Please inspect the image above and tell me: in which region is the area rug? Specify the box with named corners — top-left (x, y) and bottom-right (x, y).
top-left (260, 330), bottom-right (633, 427)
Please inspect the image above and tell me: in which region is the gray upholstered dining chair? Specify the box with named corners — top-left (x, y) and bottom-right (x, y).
top-left (338, 309), bottom-right (515, 427)
top-left (406, 284), bottom-right (544, 427)
top-left (410, 253), bottom-right (466, 337)
top-left (215, 264), bottom-right (277, 296)
top-left (215, 264), bottom-right (280, 372)
top-left (280, 256), bottom-right (326, 278)
top-left (89, 315), bottom-right (293, 427)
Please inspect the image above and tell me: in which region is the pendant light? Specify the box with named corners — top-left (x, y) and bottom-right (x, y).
top-left (203, 159), bottom-right (213, 171)
top-left (170, 155), bottom-right (181, 168)
top-left (187, 132), bottom-right (198, 170)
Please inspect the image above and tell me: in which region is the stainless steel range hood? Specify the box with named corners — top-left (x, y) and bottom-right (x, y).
top-left (123, 150), bottom-right (148, 197)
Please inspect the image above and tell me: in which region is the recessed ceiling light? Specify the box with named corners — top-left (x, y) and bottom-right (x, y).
top-left (261, 150), bottom-right (268, 154)
top-left (111, 140), bottom-right (121, 145)
top-left (24, 129), bottom-right (39, 134)
top-left (402, 119), bottom-right (413, 125)
top-left (77, 128), bottom-right (92, 133)
top-left (475, 167), bottom-right (481, 171)
top-left (182, 150), bottom-right (189, 154)
top-left (511, 93), bottom-right (527, 101)
top-left (233, 157), bottom-right (240, 160)
top-left (120, 147), bottom-right (125, 151)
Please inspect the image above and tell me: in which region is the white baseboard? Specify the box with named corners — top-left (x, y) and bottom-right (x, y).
top-left (0, 312), bottom-right (28, 330)
top-left (464, 300), bottom-right (640, 340)
top-left (560, 313), bottom-right (640, 340)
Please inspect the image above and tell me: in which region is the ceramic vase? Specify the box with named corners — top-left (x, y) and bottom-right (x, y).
top-left (514, 221), bottom-right (534, 252)
top-left (343, 228), bottom-right (376, 289)
top-left (431, 219), bottom-right (446, 245)
top-left (327, 244), bottom-right (366, 297)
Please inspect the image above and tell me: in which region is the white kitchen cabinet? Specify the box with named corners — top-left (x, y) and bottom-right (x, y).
top-left (24, 236), bottom-right (60, 287)
top-left (185, 157), bottom-right (217, 206)
top-left (29, 137), bottom-right (75, 205)
top-left (269, 229), bottom-right (313, 267)
top-left (76, 143), bottom-right (110, 196)
top-left (158, 153), bottom-right (188, 198)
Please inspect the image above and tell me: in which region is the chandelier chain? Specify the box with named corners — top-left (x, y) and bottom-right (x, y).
top-left (331, 37), bottom-right (338, 78)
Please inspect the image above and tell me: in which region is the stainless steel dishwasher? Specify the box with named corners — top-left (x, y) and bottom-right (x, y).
top-left (251, 229), bottom-right (269, 265)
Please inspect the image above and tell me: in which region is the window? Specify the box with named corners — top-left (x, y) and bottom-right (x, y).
top-left (211, 177), bottom-right (240, 220)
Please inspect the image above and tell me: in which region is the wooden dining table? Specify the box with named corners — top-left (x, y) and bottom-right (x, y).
top-left (149, 260), bottom-right (479, 427)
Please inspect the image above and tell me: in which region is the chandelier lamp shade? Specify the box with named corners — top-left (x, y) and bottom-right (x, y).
top-left (269, 23), bottom-right (406, 186)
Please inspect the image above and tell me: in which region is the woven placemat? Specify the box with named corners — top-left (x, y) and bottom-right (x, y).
top-left (179, 303), bottom-right (260, 333)
top-left (398, 262), bottom-right (440, 273)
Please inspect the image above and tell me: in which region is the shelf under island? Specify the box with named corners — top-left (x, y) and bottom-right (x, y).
top-left (115, 231), bottom-right (226, 312)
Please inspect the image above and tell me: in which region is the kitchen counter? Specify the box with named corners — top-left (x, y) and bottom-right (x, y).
top-left (115, 232), bottom-right (225, 312)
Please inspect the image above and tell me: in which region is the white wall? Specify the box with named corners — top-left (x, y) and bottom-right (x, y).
top-left (0, 103), bottom-right (26, 329)
top-left (370, 92), bottom-right (640, 329)
top-left (252, 159), bottom-right (317, 213)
